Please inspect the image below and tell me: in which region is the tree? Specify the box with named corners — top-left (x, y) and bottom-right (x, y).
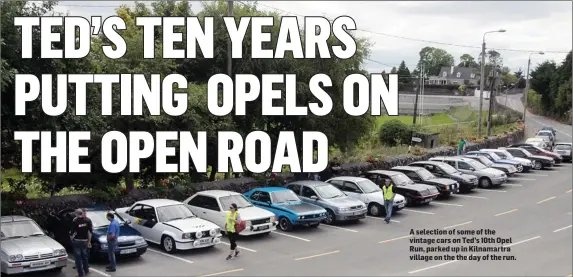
top-left (417, 46), bottom-right (455, 76)
top-left (390, 67), bottom-right (397, 74)
top-left (458, 54), bottom-right (478, 68)
top-left (397, 61), bottom-right (411, 84)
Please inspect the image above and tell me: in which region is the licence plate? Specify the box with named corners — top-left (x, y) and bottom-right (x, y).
top-left (422, 198), bottom-right (431, 203)
top-left (198, 238), bottom-right (211, 245)
top-left (398, 203), bottom-right (405, 208)
top-left (30, 261), bottom-right (51, 268)
top-left (258, 225), bottom-right (270, 231)
top-left (120, 248), bottom-right (137, 254)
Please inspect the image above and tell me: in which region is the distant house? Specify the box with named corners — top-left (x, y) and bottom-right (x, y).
top-left (427, 66), bottom-right (480, 86)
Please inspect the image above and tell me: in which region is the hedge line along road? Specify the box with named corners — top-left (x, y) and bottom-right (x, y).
top-left (34, 93), bottom-right (571, 277)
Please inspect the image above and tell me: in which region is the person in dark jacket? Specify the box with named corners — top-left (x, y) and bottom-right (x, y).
top-left (70, 209), bottom-right (92, 277)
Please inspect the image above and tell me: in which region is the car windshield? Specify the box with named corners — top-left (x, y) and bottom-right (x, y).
top-left (315, 184), bottom-right (345, 199)
top-left (156, 204), bottom-right (195, 222)
top-left (555, 144), bottom-right (572, 150)
top-left (220, 195), bottom-right (253, 211)
top-left (538, 131), bottom-right (552, 137)
top-left (416, 169), bottom-right (436, 180)
top-left (438, 163), bottom-right (460, 174)
top-left (391, 173), bottom-right (415, 186)
top-left (356, 179), bottom-right (381, 193)
top-left (485, 152), bottom-right (501, 161)
top-left (271, 190), bottom-right (300, 204)
top-left (1, 220), bottom-right (45, 240)
top-left (86, 211), bottom-right (126, 228)
top-left (527, 138), bottom-right (543, 143)
top-left (475, 156), bottom-right (493, 166)
top-left (466, 159), bottom-right (487, 170)
top-left (518, 149), bottom-right (533, 157)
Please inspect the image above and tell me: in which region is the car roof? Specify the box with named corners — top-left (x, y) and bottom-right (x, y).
top-left (433, 156), bottom-right (474, 162)
top-left (555, 142), bottom-right (572, 146)
top-left (136, 199), bottom-right (182, 207)
top-left (251, 187), bottom-right (290, 193)
top-left (289, 180), bottom-right (331, 187)
top-left (368, 170), bottom-right (401, 176)
top-left (410, 160), bottom-right (447, 167)
top-left (537, 130), bottom-right (553, 133)
top-left (197, 190), bottom-right (240, 198)
top-left (1, 215), bottom-right (33, 223)
top-left (527, 137), bottom-right (543, 141)
top-left (328, 176), bottom-right (368, 182)
top-left (392, 166), bottom-right (421, 172)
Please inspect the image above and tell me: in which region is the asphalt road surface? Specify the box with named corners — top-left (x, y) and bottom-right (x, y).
top-left (30, 94), bottom-right (571, 277)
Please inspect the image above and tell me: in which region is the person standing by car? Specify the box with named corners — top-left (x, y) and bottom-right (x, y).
top-left (225, 203), bottom-right (242, 260)
top-left (106, 212), bottom-right (120, 272)
top-left (382, 179), bottom-right (396, 224)
top-left (458, 138), bottom-right (467, 155)
top-left (70, 209), bottom-right (92, 277)
top-left (74, 209), bottom-right (92, 270)
top-left (330, 157), bottom-right (342, 176)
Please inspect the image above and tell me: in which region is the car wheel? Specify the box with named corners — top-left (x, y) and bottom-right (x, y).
top-left (278, 217), bottom-right (293, 232)
top-left (368, 203), bottom-right (383, 216)
top-left (516, 165), bottom-right (523, 173)
top-left (533, 161), bottom-right (543, 170)
top-left (324, 209), bottom-right (336, 225)
top-left (479, 177), bottom-right (492, 188)
top-left (405, 196), bottom-right (414, 207)
top-left (161, 235), bottom-right (176, 253)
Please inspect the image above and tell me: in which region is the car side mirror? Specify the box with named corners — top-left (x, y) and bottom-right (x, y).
top-left (125, 219), bottom-right (131, 225)
top-left (310, 195), bottom-right (318, 200)
top-left (470, 168), bottom-right (475, 171)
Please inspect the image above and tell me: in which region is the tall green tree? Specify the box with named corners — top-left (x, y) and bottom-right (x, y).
top-left (458, 54), bottom-right (478, 68)
top-left (397, 60), bottom-right (411, 84)
top-left (417, 46), bottom-right (455, 76)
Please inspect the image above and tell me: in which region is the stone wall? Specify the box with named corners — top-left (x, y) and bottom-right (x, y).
top-left (3, 127), bottom-right (525, 229)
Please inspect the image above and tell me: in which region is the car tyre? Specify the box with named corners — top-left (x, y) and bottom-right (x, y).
top-left (516, 165), bottom-right (523, 173)
top-left (404, 196), bottom-right (414, 207)
top-left (368, 203), bottom-right (383, 216)
top-left (533, 161), bottom-right (543, 170)
top-left (323, 209), bottom-right (336, 225)
top-left (278, 217), bottom-right (293, 232)
top-left (479, 177), bottom-right (492, 188)
top-left (161, 235), bottom-right (176, 253)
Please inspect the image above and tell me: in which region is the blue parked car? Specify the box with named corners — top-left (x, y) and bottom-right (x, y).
top-left (47, 207), bottom-right (148, 260)
top-left (244, 187), bottom-right (327, 232)
top-left (465, 151), bottom-right (523, 172)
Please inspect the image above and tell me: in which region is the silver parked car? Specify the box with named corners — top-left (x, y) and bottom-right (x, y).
top-left (287, 181), bottom-right (368, 224)
top-left (463, 155), bottom-right (518, 176)
top-left (325, 176), bottom-right (406, 216)
top-left (429, 156), bottom-right (507, 188)
top-left (1, 216), bottom-right (68, 275)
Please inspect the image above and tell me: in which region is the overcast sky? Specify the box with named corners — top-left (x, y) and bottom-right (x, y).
top-left (54, 1), bottom-right (572, 74)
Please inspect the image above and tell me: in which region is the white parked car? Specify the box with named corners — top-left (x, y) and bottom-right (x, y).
top-left (526, 137), bottom-right (549, 150)
top-left (480, 149), bottom-right (532, 172)
top-left (1, 216), bottom-right (67, 275)
top-left (116, 199), bottom-right (222, 253)
top-left (325, 177), bottom-right (406, 216)
top-left (184, 190), bottom-right (278, 236)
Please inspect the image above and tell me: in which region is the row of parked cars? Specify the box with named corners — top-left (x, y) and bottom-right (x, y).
top-left (2, 142), bottom-right (569, 275)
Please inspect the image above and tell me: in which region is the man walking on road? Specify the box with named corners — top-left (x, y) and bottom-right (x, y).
top-left (70, 209), bottom-right (92, 277)
top-left (106, 212), bottom-right (120, 272)
top-left (382, 179), bottom-right (395, 224)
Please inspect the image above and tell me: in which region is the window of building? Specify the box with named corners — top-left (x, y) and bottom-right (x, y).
top-left (456, 72), bottom-right (461, 78)
top-left (442, 71), bottom-right (447, 77)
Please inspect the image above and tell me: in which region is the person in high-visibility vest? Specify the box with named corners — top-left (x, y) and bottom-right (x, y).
top-left (225, 203), bottom-right (241, 260)
top-left (382, 179), bottom-right (396, 224)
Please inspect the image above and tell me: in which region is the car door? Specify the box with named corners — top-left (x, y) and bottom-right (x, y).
top-left (524, 146), bottom-right (542, 155)
top-left (286, 184), bottom-right (302, 196)
top-left (341, 181), bottom-right (364, 201)
top-left (403, 171), bottom-right (423, 183)
top-left (299, 185), bottom-right (323, 208)
top-left (363, 173), bottom-right (383, 187)
top-left (186, 195), bottom-right (219, 226)
top-left (129, 205), bottom-right (159, 243)
top-left (202, 196), bottom-right (224, 227)
top-left (457, 161), bottom-right (475, 174)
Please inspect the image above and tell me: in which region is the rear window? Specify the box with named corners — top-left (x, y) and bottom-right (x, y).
top-left (555, 144), bottom-right (571, 150)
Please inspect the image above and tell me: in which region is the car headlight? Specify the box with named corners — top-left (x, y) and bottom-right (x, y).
top-left (100, 243), bottom-right (108, 250)
top-left (194, 231), bottom-right (203, 239)
top-left (53, 249), bottom-right (67, 256)
top-left (99, 236), bottom-right (107, 243)
top-left (182, 233), bottom-right (192, 239)
top-left (246, 221), bottom-right (252, 227)
top-left (338, 207), bottom-right (350, 212)
top-left (209, 228), bottom-right (218, 237)
top-left (8, 254), bottom-right (23, 262)
top-left (298, 216), bottom-right (303, 220)
top-left (135, 238), bottom-right (146, 245)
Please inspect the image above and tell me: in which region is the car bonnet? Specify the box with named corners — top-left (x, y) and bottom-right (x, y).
top-left (2, 236), bottom-right (63, 255)
top-left (282, 202), bottom-right (326, 215)
top-left (162, 217), bottom-right (218, 232)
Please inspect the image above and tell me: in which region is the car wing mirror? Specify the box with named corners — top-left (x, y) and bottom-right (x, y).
top-left (310, 195), bottom-right (318, 200)
top-left (125, 219), bottom-right (131, 225)
top-left (470, 168), bottom-right (475, 171)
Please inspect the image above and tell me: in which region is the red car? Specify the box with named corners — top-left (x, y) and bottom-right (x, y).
top-left (509, 144), bottom-right (562, 164)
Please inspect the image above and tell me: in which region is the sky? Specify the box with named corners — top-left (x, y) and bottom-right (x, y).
top-left (53, 1), bottom-right (572, 75)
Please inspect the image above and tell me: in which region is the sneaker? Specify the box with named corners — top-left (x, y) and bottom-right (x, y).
top-left (226, 255), bottom-right (233, 260)
top-left (105, 268), bottom-right (116, 272)
top-left (234, 250), bottom-right (240, 257)
top-left (85, 271), bottom-right (91, 275)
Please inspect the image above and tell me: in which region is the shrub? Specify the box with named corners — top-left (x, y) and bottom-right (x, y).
top-left (379, 119), bottom-right (411, 146)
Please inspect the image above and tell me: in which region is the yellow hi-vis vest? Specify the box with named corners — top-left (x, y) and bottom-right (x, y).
top-left (382, 185), bottom-right (394, 200)
top-left (226, 211), bottom-right (238, 232)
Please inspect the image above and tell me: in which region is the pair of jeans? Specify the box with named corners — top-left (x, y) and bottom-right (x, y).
top-left (384, 200), bottom-right (394, 221)
top-left (72, 240), bottom-right (89, 277)
top-left (227, 232), bottom-right (238, 250)
top-left (107, 239), bottom-right (118, 270)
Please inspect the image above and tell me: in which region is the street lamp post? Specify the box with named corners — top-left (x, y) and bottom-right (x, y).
top-left (478, 29), bottom-right (506, 138)
top-left (522, 52), bottom-right (545, 124)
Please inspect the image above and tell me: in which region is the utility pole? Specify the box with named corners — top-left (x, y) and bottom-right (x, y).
top-left (486, 60), bottom-right (496, 136)
top-left (477, 41), bottom-right (486, 138)
top-left (523, 52), bottom-right (544, 123)
top-left (412, 65), bottom-right (422, 125)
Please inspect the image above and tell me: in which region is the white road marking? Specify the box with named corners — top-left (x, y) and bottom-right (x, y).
top-left (67, 258), bottom-right (111, 277)
top-left (147, 248), bottom-right (195, 264)
top-left (220, 242), bottom-right (257, 252)
top-left (455, 194), bottom-right (488, 200)
top-left (443, 221), bottom-right (472, 230)
top-left (403, 209), bottom-right (435, 215)
top-left (321, 224), bottom-right (359, 233)
top-left (294, 250), bottom-right (340, 261)
top-left (271, 231), bottom-right (311, 242)
top-left (408, 260), bottom-right (459, 274)
top-left (366, 216), bottom-right (400, 223)
top-left (431, 202), bottom-right (463, 207)
top-left (379, 235), bottom-right (412, 244)
top-left (553, 225), bottom-right (572, 233)
top-left (525, 174), bottom-right (549, 177)
top-left (527, 117), bottom-right (571, 137)
top-left (494, 209), bottom-right (519, 217)
top-left (503, 183), bottom-right (523, 187)
top-left (537, 196), bottom-right (556, 204)
top-left (566, 189), bottom-right (572, 194)
top-left (199, 268), bottom-right (245, 277)
top-left (509, 178), bottom-right (535, 181)
top-left (475, 188), bottom-right (507, 193)
top-left (503, 236), bottom-right (541, 248)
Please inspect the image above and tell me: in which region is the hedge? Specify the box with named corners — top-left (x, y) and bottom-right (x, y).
top-left (3, 126), bottom-right (525, 230)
